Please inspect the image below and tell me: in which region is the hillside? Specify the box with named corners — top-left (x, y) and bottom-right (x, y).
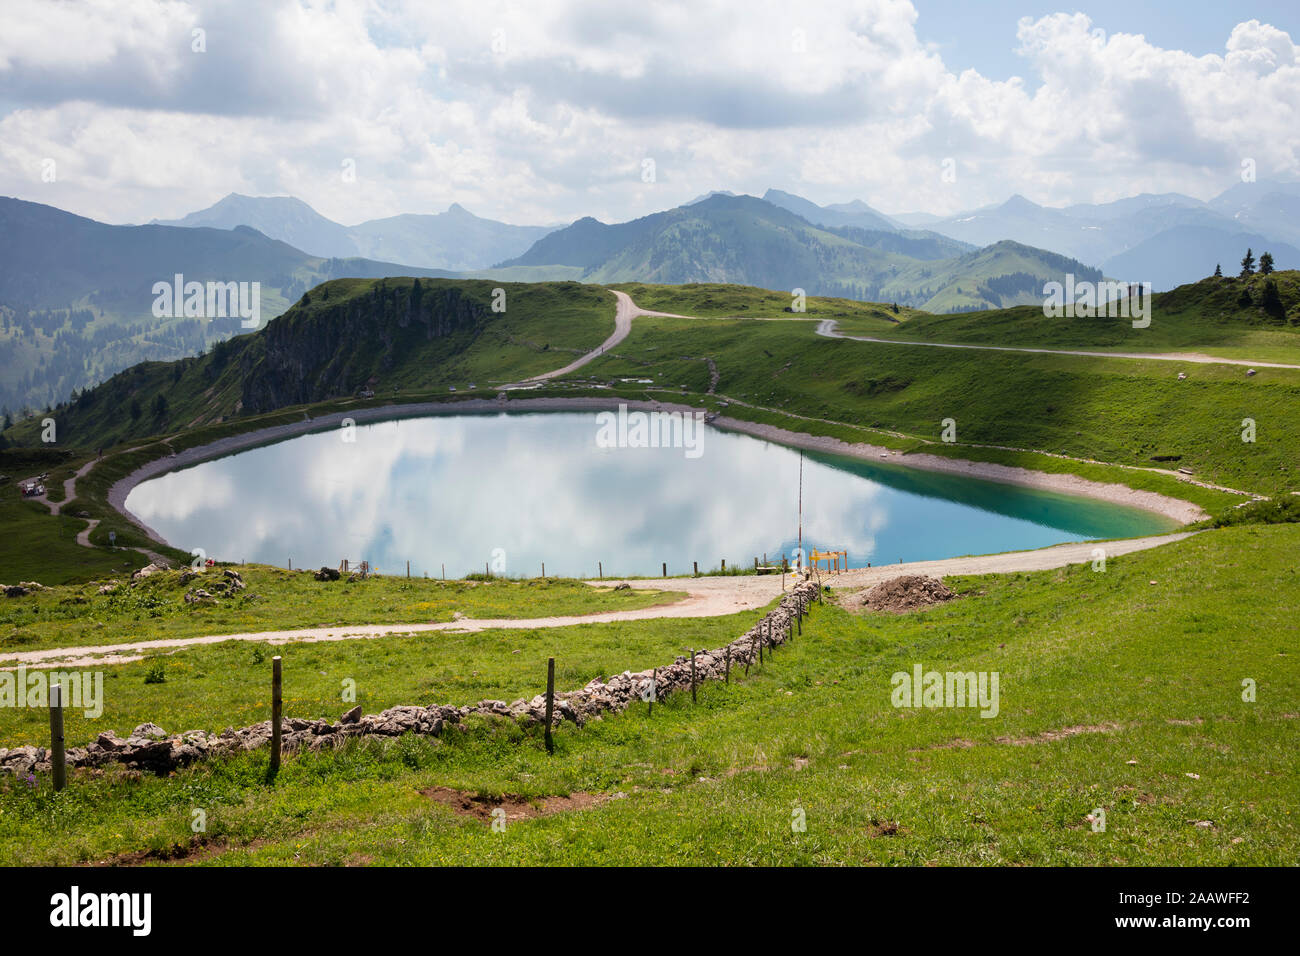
top-left (0, 197), bottom-right (455, 416)
top-left (881, 240), bottom-right (1101, 312)
top-left (2, 279), bottom-right (613, 447)
top-left (847, 271), bottom-right (1300, 362)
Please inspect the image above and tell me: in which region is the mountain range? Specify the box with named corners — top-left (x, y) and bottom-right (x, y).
top-left (494, 193), bottom-right (1087, 311)
top-left (897, 182), bottom-right (1300, 289)
top-left (149, 181), bottom-right (1300, 293)
top-left (151, 194), bottom-right (556, 272)
top-left (3, 176), bottom-right (1295, 417)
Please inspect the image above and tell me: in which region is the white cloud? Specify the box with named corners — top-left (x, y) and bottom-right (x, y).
top-left (1, 0), bottom-right (1297, 226)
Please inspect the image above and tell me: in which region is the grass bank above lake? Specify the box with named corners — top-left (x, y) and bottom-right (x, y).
top-left (0, 569), bottom-right (683, 654)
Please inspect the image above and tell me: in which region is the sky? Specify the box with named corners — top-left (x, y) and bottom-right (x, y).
top-left (1, 0), bottom-right (1297, 228)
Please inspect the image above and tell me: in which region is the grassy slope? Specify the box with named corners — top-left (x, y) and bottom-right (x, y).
top-left (883, 240), bottom-right (1100, 313)
top-left (0, 494), bottom-right (146, 585)
top-left (260, 278), bottom-right (614, 392)
top-left (0, 447), bottom-right (151, 584)
top-left (840, 272), bottom-right (1300, 363)
top-left (3, 523), bottom-right (1295, 865)
top-left (5, 279), bottom-right (615, 450)
top-left (582, 311), bottom-right (1300, 497)
top-left (0, 567), bottom-right (683, 654)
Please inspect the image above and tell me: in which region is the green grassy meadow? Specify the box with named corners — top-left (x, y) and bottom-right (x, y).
top-left (583, 310), bottom-right (1299, 496)
top-left (2, 523), bottom-right (1295, 865)
top-left (832, 273), bottom-right (1300, 363)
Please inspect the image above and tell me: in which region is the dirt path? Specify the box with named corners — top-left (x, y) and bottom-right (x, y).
top-left (5, 531), bottom-right (1195, 669)
top-left (18, 458), bottom-right (171, 566)
top-left (507, 290), bottom-right (685, 387)
top-left (814, 319), bottom-right (1300, 369)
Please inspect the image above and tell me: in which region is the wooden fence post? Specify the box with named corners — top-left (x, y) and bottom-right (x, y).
top-left (662, 562), bottom-right (667, 578)
top-left (690, 649), bottom-right (697, 704)
top-left (542, 562), bottom-right (546, 578)
top-left (406, 560), bottom-right (410, 578)
top-left (725, 646), bottom-right (731, 683)
top-left (599, 562), bottom-right (603, 579)
top-left (745, 637), bottom-right (753, 676)
top-left (693, 561), bottom-right (698, 576)
top-left (544, 657), bottom-right (555, 754)
top-left (721, 558), bottom-right (726, 572)
top-left (270, 656), bottom-right (282, 776)
top-left (648, 667), bottom-right (655, 717)
top-left (49, 682), bottom-right (66, 792)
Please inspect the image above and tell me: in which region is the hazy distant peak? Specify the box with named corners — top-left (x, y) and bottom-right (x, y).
top-left (685, 190), bottom-right (737, 205)
top-left (998, 194), bottom-right (1041, 213)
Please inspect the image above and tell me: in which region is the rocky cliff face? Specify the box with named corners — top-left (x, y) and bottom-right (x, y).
top-left (239, 280), bottom-right (488, 413)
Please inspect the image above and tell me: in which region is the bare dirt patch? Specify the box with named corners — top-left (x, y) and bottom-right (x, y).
top-left (421, 785), bottom-right (614, 822)
top-left (87, 834), bottom-right (231, 866)
top-left (995, 723), bottom-right (1123, 746)
top-left (844, 575), bottom-right (956, 613)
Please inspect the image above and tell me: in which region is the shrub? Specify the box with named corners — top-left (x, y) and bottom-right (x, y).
top-left (1208, 496), bottom-right (1300, 528)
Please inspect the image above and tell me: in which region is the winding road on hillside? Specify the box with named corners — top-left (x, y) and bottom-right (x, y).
top-left (18, 457), bottom-right (170, 564)
top-left (507, 290), bottom-right (685, 387)
top-left (5, 532), bottom-right (1196, 669)
top-left (813, 319), bottom-right (1300, 369)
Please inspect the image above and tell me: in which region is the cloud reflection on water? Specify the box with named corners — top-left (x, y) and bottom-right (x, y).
top-left (124, 412), bottom-right (1166, 577)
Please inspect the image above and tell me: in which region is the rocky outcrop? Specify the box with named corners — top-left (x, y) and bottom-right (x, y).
top-left (132, 563), bottom-right (166, 581)
top-left (239, 281), bottom-right (489, 414)
top-left (1, 582), bottom-right (820, 779)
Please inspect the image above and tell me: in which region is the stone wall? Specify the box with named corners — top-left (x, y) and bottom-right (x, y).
top-left (0, 582), bottom-right (819, 779)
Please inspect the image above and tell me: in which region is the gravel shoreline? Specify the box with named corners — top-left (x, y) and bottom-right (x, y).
top-left (108, 395), bottom-right (1204, 548)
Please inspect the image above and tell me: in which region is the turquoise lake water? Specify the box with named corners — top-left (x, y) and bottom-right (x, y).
top-left (124, 411), bottom-right (1176, 578)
